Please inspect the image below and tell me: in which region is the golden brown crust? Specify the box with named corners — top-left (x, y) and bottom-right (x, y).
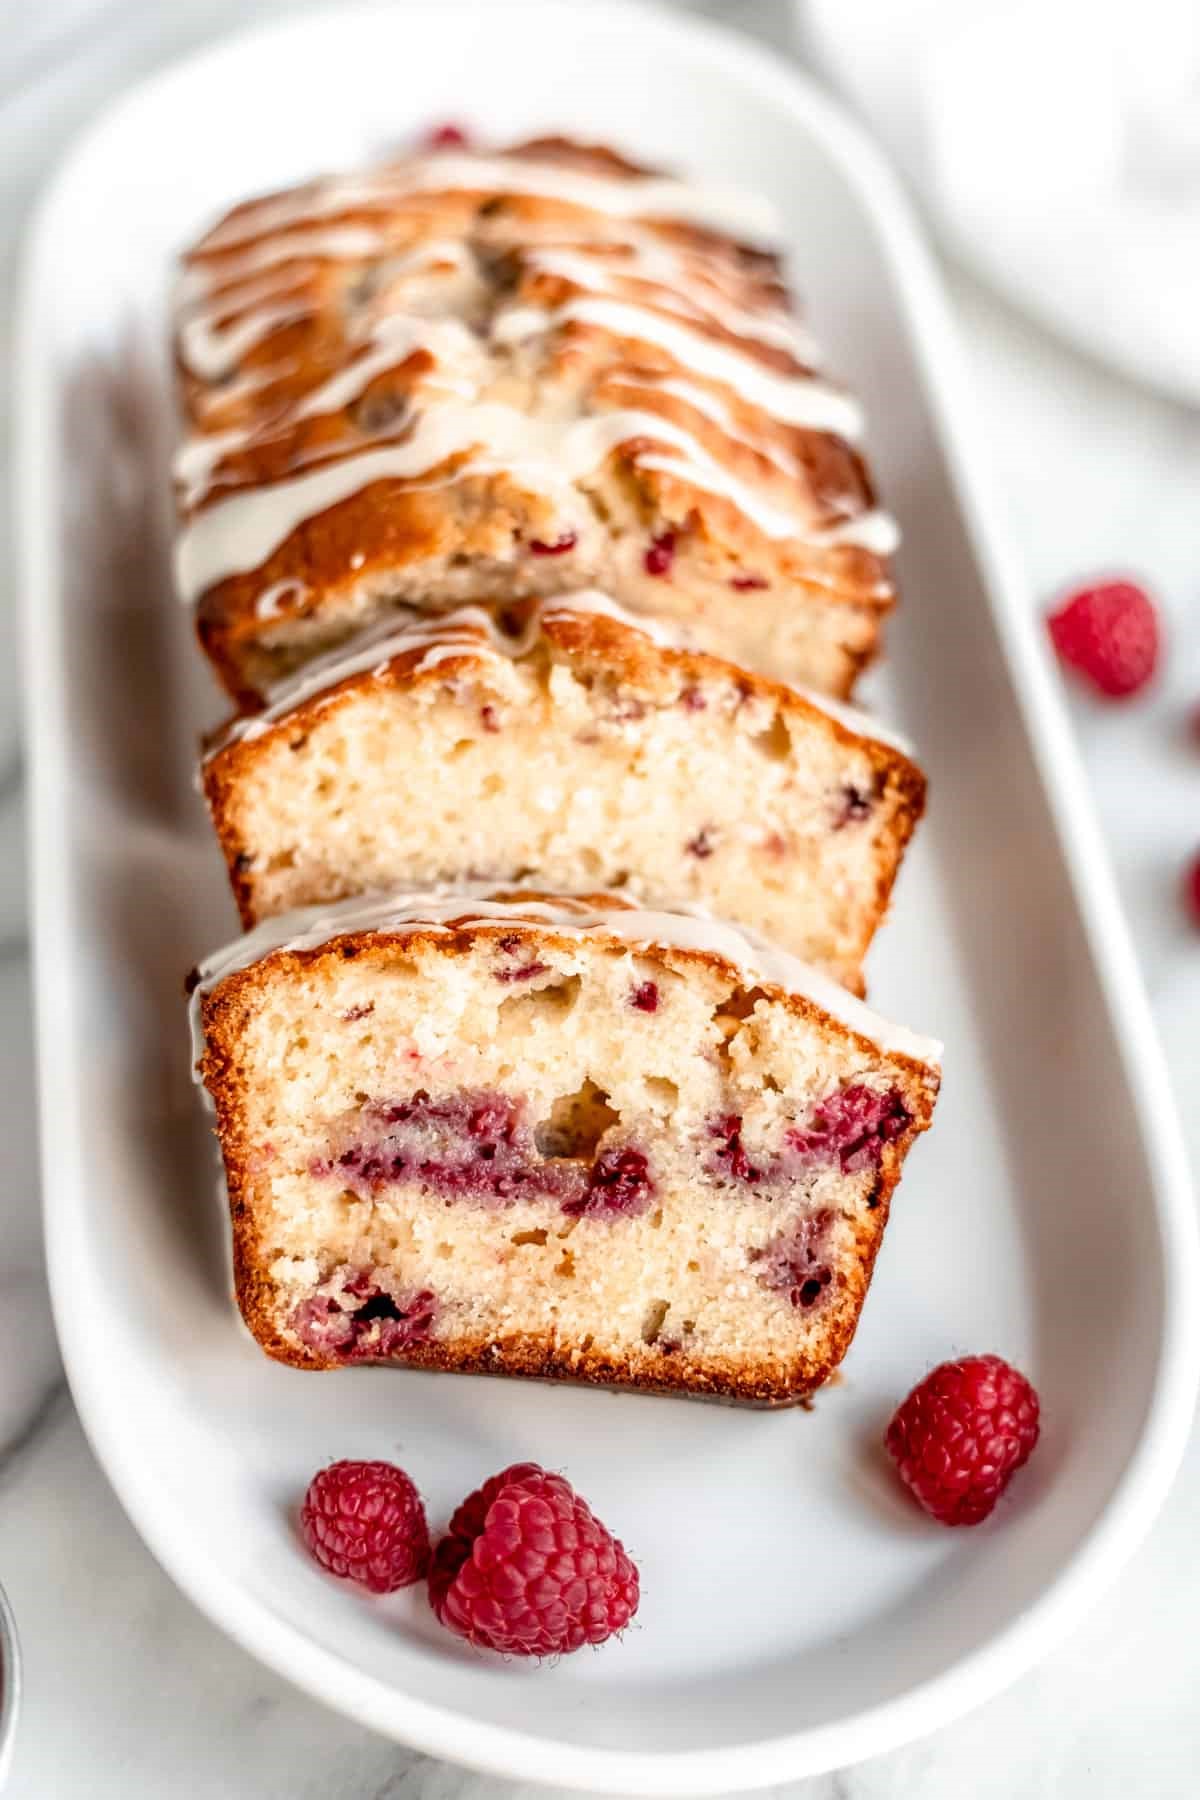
top-left (232, 1285), bottom-right (883, 1407)
top-left (175, 136), bottom-right (895, 704)
top-left (230, 1175), bottom-right (900, 1406)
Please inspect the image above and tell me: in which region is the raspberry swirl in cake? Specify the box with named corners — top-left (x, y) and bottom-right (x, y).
top-left (192, 884), bottom-right (939, 1404)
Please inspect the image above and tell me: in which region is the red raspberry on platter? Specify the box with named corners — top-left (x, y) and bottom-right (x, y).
top-left (429, 1462), bottom-right (640, 1656)
top-left (885, 1355), bottom-right (1041, 1527)
top-left (301, 1460), bottom-right (431, 1593)
top-left (1184, 851), bottom-right (1200, 927)
top-left (423, 122), bottom-right (471, 150)
top-left (1046, 579), bottom-right (1160, 699)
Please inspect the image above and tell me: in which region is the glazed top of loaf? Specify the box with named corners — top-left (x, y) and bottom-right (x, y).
top-left (188, 882), bottom-right (943, 1071)
top-left (173, 136), bottom-right (896, 620)
top-left (201, 587), bottom-right (916, 760)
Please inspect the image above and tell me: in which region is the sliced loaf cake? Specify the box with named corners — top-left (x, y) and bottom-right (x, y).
top-left (201, 592), bottom-right (924, 989)
top-left (191, 885), bottom-right (940, 1406)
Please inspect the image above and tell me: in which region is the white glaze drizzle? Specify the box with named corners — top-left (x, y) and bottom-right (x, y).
top-left (189, 361), bottom-right (290, 421)
top-left (174, 406), bottom-right (572, 601)
top-left (179, 260), bottom-right (308, 326)
top-left (176, 159), bottom-right (897, 601)
top-left (178, 294), bottom-right (314, 382)
top-left (188, 882), bottom-right (942, 1071)
top-left (521, 244), bottom-right (814, 361)
top-left (177, 225), bottom-right (388, 303)
top-left (173, 428), bottom-right (256, 508)
top-left (492, 295), bottom-right (859, 437)
top-left (178, 266), bottom-right (854, 506)
top-left (199, 154), bottom-right (782, 254)
top-left (255, 578), bottom-right (311, 620)
top-left (367, 236), bottom-right (477, 282)
top-left (176, 298), bottom-right (484, 510)
top-left (631, 374), bottom-right (804, 481)
top-left (174, 400), bottom-right (830, 603)
top-left (534, 588), bottom-right (684, 647)
top-left (629, 447), bottom-right (812, 538)
top-left (180, 246), bottom-right (828, 438)
top-left (177, 236), bottom-right (475, 402)
top-left (176, 386), bottom-right (892, 599)
top-left (415, 636), bottom-right (498, 671)
top-left (291, 314), bottom-right (484, 420)
top-left (813, 510), bottom-right (902, 556)
top-left (783, 680), bottom-right (913, 755)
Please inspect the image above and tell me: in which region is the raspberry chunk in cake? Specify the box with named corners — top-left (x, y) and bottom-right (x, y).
top-left (191, 885), bottom-right (940, 1405)
top-left (201, 591), bottom-right (924, 990)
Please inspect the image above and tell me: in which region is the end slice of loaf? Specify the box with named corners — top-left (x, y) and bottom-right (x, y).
top-left (201, 592), bottom-right (925, 991)
top-left (192, 885), bottom-right (941, 1406)
top-left (173, 137), bottom-right (896, 705)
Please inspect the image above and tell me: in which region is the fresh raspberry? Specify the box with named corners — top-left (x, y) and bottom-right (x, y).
top-left (1184, 851), bottom-right (1200, 926)
top-left (428, 1462), bottom-right (639, 1655)
top-left (301, 1460), bottom-right (431, 1592)
top-left (886, 1356), bottom-right (1040, 1527)
top-left (1047, 579), bottom-right (1159, 698)
top-left (423, 122), bottom-right (470, 150)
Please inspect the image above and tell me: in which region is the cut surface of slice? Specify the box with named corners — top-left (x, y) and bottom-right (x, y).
top-left (202, 591), bottom-right (925, 987)
top-left (193, 885), bottom-right (941, 1405)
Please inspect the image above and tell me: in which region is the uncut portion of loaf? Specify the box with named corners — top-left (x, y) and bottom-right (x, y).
top-left (193, 887), bottom-right (940, 1405)
top-left (202, 591), bottom-right (924, 988)
top-left (173, 136), bottom-right (896, 706)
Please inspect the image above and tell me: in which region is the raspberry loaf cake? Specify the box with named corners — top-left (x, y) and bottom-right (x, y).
top-left (173, 136), bottom-right (897, 706)
top-left (191, 886), bottom-right (940, 1405)
top-left (202, 590), bottom-right (924, 988)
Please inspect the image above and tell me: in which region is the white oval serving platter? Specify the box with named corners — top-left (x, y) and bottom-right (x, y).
top-left (16, 2), bottom-right (1199, 1790)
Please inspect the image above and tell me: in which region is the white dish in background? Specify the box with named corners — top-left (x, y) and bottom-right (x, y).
top-left (16, 2), bottom-right (1198, 1791)
top-left (0, 1578), bottom-right (20, 1790)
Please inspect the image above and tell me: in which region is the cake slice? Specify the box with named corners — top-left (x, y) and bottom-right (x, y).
top-left (201, 591), bottom-right (924, 990)
top-left (173, 136), bottom-right (896, 706)
top-left (191, 886), bottom-right (941, 1405)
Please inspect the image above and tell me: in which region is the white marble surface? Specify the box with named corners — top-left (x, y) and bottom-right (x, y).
top-left (2, 2), bottom-right (1198, 1795)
